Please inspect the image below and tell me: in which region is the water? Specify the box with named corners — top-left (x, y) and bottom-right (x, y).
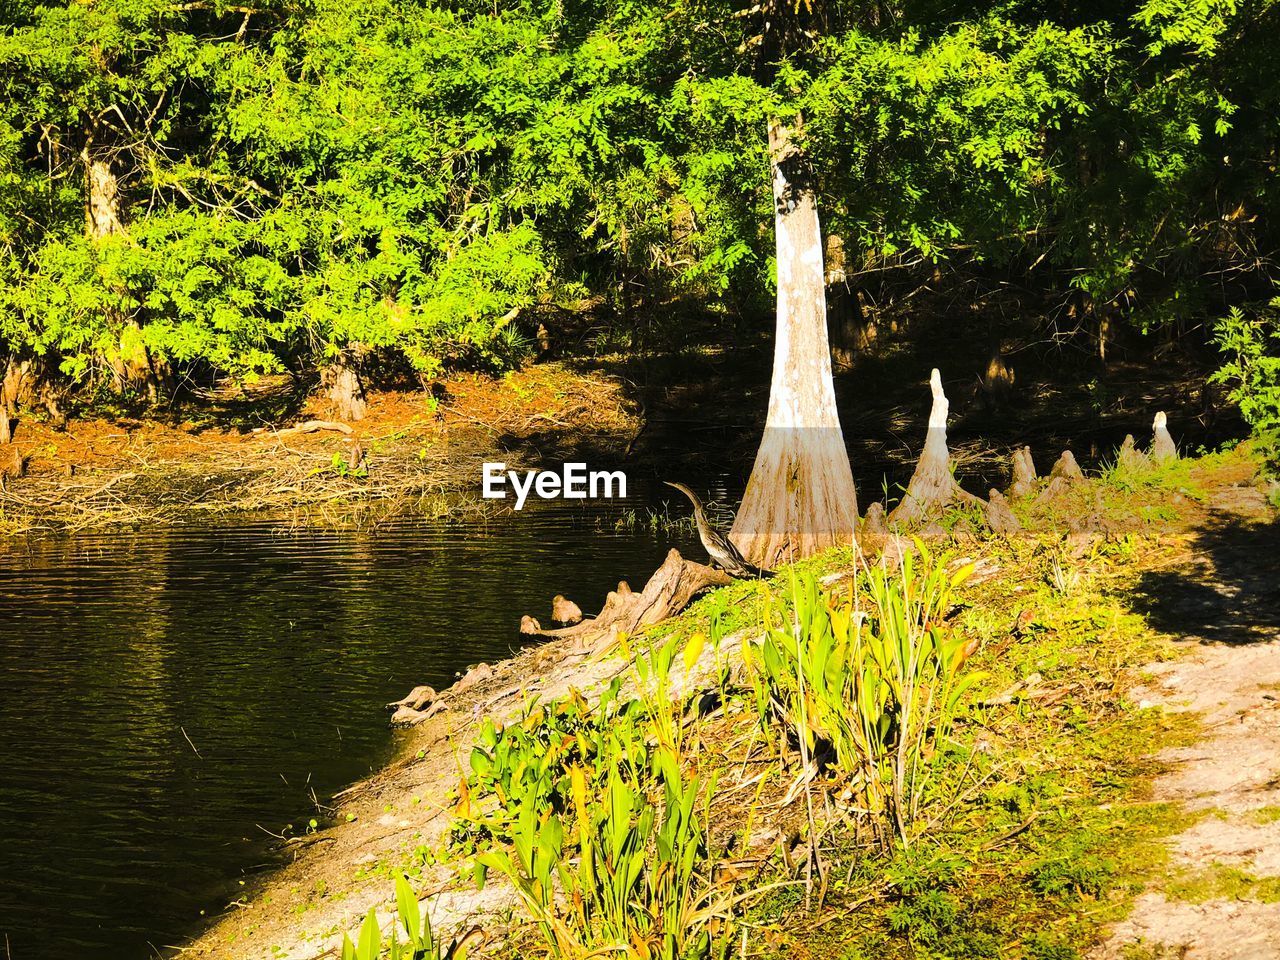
top-left (0, 492), bottom-right (701, 960)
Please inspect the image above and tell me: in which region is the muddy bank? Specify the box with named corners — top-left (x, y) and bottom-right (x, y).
top-left (0, 365), bottom-right (641, 534)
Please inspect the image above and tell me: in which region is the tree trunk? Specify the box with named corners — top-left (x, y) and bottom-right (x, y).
top-left (730, 121), bottom-right (859, 568)
top-left (85, 148), bottom-right (164, 400)
top-left (324, 347), bottom-right (368, 422)
top-left (0, 357), bottom-right (21, 445)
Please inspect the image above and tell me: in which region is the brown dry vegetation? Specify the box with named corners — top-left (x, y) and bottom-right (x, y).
top-left (0, 364), bottom-right (640, 534)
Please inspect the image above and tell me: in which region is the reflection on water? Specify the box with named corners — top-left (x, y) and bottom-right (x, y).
top-left (0, 491), bottom-right (700, 959)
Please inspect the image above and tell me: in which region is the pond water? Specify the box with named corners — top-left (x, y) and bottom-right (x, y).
top-left (0, 489), bottom-right (703, 960)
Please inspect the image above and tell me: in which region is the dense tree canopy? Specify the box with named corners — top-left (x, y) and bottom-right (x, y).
top-left (0, 0), bottom-right (1276, 408)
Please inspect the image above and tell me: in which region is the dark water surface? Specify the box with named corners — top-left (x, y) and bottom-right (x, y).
top-left (0, 491), bottom-right (700, 960)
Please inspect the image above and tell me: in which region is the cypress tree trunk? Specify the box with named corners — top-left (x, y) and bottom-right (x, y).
top-left (0, 358), bottom-right (15, 445)
top-left (85, 146), bottom-right (165, 400)
top-left (730, 121), bottom-right (859, 568)
top-left (324, 347), bottom-right (368, 422)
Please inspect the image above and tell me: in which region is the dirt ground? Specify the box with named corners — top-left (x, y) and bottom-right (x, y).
top-left (0, 364), bottom-right (641, 532)
top-left (1093, 484), bottom-right (1280, 959)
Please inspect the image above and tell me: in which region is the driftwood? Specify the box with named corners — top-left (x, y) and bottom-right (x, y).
top-left (521, 550), bottom-right (731, 646)
top-left (984, 488), bottom-right (1021, 536)
top-left (1151, 411), bottom-right (1176, 463)
top-left (889, 369), bottom-right (983, 526)
top-left (551, 595), bottom-right (583, 625)
top-left (254, 419), bottom-right (366, 473)
top-left (453, 662), bottom-right (494, 694)
top-left (388, 685), bottom-right (438, 711)
top-left (1007, 446), bottom-right (1037, 499)
top-left (260, 419), bottom-right (355, 437)
top-left (390, 700), bottom-right (446, 726)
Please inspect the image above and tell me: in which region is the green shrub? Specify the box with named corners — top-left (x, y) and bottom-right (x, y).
top-left (1212, 297), bottom-right (1280, 434)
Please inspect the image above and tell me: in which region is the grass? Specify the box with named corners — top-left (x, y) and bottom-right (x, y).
top-left (342, 443), bottom-right (1267, 960)
top-left (1165, 863), bottom-right (1280, 904)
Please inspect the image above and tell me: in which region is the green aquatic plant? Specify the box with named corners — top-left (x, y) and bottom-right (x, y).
top-left (746, 545), bottom-right (984, 845)
top-left (340, 876), bottom-right (457, 960)
top-left (452, 678), bottom-right (647, 854)
top-left (474, 750), bottom-right (736, 960)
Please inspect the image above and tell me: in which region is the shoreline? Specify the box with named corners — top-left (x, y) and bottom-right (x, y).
top-left (0, 363), bottom-right (642, 536)
top-left (178, 446), bottom-right (1279, 960)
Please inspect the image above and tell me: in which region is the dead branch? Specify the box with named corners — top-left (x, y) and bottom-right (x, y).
top-left (259, 420), bottom-right (355, 437)
top-left (521, 551), bottom-right (730, 648)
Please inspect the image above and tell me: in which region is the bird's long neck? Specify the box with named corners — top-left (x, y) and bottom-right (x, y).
top-left (670, 483), bottom-right (714, 541)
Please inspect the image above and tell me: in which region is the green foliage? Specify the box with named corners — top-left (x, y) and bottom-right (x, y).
top-left (339, 875), bottom-right (453, 960)
top-left (745, 547), bottom-right (983, 844)
top-left (460, 664), bottom-right (738, 959)
top-left (1212, 296), bottom-right (1280, 434)
top-left (452, 680), bottom-right (647, 853)
top-left (2, 0), bottom-right (1277, 400)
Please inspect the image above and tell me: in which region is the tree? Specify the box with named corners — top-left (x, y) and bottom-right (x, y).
top-left (730, 118), bottom-right (859, 566)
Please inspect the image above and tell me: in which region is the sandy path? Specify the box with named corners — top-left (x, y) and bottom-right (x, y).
top-left (1095, 486), bottom-right (1280, 960)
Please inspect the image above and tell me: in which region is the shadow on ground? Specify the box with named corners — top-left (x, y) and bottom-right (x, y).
top-left (1133, 493), bottom-right (1280, 644)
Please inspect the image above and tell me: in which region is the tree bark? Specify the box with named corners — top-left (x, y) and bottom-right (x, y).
top-left (324, 348), bottom-right (368, 422)
top-left (0, 358), bottom-right (22, 445)
top-left (84, 147), bottom-right (165, 400)
top-left (730, 121), bottom-right (859, 568)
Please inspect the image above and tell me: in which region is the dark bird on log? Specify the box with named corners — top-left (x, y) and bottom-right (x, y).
top-left (664, 481), bottom-right (773, 579)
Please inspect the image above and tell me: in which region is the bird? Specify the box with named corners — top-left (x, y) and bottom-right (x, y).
top-left (664, 481), bottom-right (773, 579)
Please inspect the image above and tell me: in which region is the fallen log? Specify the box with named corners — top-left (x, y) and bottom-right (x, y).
top-left (521, 550), bottom-right (730, 646)
top-left (256, 419), bottom-right (355, 437)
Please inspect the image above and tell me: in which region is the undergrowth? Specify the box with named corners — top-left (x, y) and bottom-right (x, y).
top-left (342, 446), bottom-right (1266, 960)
